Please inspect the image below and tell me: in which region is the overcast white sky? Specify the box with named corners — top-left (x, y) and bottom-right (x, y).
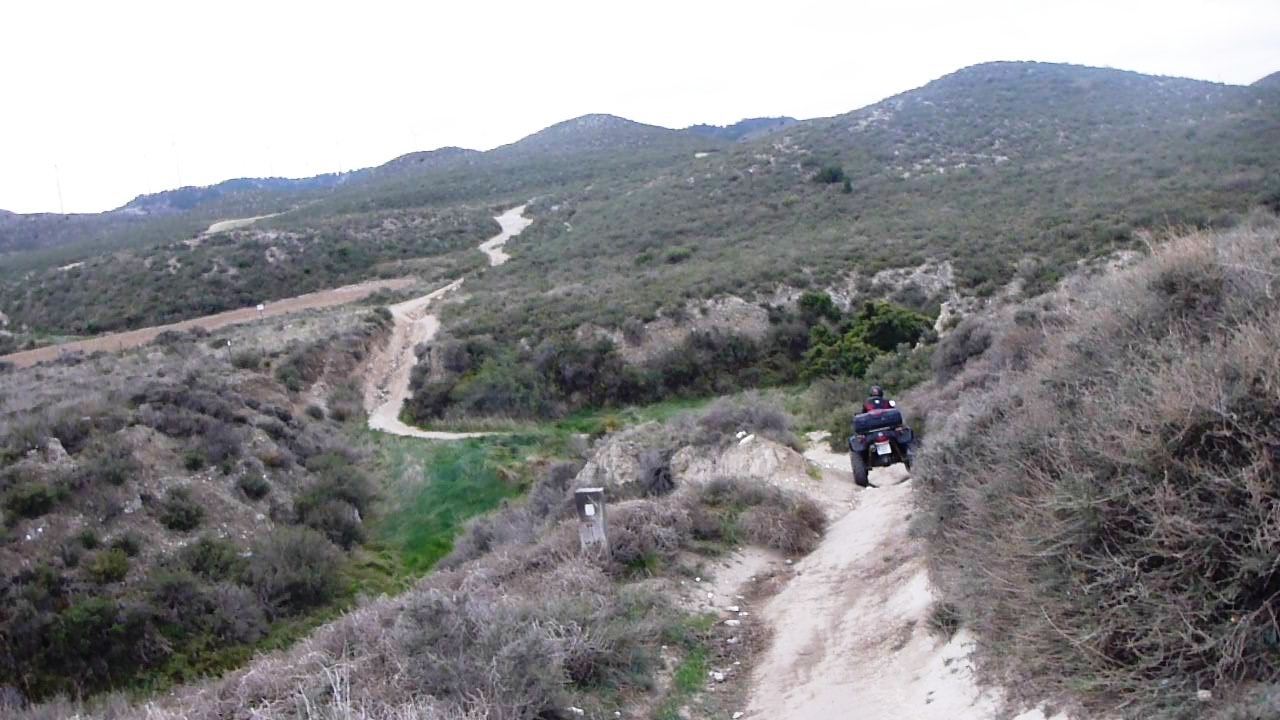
top-left (2, 0), bottom-right (1278, 214)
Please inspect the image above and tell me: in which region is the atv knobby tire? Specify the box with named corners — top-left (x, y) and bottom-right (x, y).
top-left (850, 451), bottom-right (870, 487)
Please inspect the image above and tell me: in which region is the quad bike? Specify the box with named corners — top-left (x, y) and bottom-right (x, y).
top-left (848, 407), bottom-right (915, 487)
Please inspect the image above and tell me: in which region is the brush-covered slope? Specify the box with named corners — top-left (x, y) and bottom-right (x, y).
top-left (449, 61), bottom-right (1280, 344)
top-left (914, 215), bottom-right (1280, 719)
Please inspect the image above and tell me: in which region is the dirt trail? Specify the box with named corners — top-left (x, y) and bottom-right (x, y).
top-left (205, 212), bottom-right (282, 234)
top-left (478, 205), bottom-right (534, 266)
top-left (745, 435), bottom-right (1060, 720)
top-left (0, 277), bottom-right (415, 370)
top-left (363, 205), bottom-right (530, 439)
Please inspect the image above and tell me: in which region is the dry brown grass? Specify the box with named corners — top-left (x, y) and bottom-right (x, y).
top-left (915, 215), bottom-right (1280, 719)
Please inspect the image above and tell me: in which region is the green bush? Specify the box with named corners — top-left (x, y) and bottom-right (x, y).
top-left (182, 449), bottom-right (206, 471)
top-left (109, 531), bottom-right (142, 557)
top-left (79, 443), bottom-right (138, 486)
top-left (4, 482), bottom-right (57, 520)
top-left (156, 487), bottom-right (205, 531)
top-left (85, 549), bottom-right (130, 584)
top-left (180, 535), bottom-right (244, 581)
top-left (77, 528), bottom-right (100, 549)
top-left (243, 526), bottom-right (341, 616)
top-left (812, 164), bottom-right (848, 184)
top-left (236, 472), bottom-right (271, 500)
top-left (230, 350), bottom-right (262, 370)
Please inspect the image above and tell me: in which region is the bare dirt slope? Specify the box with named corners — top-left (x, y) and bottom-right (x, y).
top-left (363, 204), bottom-right (531, 439)
top-left (746, 437), bottom-right (1063, 720)
top-left (363, 279), bottom-right (492, 439)
top-left (478, 204), bottom-right (533, 266)
top-left (205, 212), bottom-right (282, 234)
top-left (0, 277), bottom-right (415, 369)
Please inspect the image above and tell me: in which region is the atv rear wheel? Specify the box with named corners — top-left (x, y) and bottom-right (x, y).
top-left (850, 452), bottom-right (870, 487)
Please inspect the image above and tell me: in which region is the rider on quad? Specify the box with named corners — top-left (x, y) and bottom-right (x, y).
top-left (863, 384), bottom-right (896, 412)
top-left (849, 384), bottom-right (915, 488)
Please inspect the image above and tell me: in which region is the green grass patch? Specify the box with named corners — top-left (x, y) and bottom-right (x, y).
top-left (372, 433), bottom-right (531, 574)
top-left (655, 644), bottom-right (711, 720)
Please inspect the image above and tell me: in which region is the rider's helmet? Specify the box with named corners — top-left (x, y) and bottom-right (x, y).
top-left (869, 385), bottom-right (884, 398)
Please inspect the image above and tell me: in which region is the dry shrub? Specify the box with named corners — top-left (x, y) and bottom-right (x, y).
top-left (637, 448), bottom-right (675, 496)
top-left (739, 505), bottom-right (822, 555)
top-left (698, 477), bottom-right (827, 554)
top-left (930, 316), bottom-right (992, 382)
top-left (685, 393), bottom-right (799, 449)
top-left (916, 219), bottom-right (1280, 718)
top-left (607, 501), bottom-right (691, 572)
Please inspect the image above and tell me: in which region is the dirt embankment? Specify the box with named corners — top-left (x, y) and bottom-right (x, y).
top-left (0, 277), bottom-right (415, 370)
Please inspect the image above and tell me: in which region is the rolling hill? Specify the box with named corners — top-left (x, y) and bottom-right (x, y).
top-left (2, 61), bottom-right (1277, 344)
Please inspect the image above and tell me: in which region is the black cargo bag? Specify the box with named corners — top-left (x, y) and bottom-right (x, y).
top-left (853, 408), bottom-right (903, 435)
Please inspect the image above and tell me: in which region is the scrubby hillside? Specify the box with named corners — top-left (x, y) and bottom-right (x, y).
top-left (913, 216), bottom-right (1280, 719)
top-left (7, 62), bottom-right (1278, 348)
top-left (0, 304), bottom-right (399, 699)
top-left (0, 207), bottom-right (494, 336)
top-left (9, 396), bottom-right (829, 719)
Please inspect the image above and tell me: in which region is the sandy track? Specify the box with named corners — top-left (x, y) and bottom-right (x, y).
top-left (363, 205), bottom-right (530, 440)
top-left (364, 279), bottom-right (492, 439)
top-left (205, 212), bottom-right (282, 234)
top-left (0, 277), bottom-right (416, 370)
top-left (746, 438), bottom-right (1060, 720)
top-left (478, 205), bottom-right (533, 266)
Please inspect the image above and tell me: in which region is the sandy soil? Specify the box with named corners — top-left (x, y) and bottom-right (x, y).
top-left (745, 437), bottom-right (1062, 720)
top-left (205, 212), bottom-right (282, 235)
top-left (0, 277), bottom-right (416, 370)
top-left (363, 205), bottom-right (531, 439)
top-left (477, 204), bottom-right (532, 266)
top-left (363, 279), bottom-right (492, 439)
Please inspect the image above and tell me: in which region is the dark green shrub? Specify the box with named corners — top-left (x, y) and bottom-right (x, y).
top-left (80, 443), bottom-right (138, 486)
top-left (157, 487), bottom-right (204, 531)
top-left (4, 482), bottom-right (57, 520)
top-left (109, 531), bottom-right (142, 557)
top-left (813, 164), bottom-right (848, 184)
top-left (243, 526), bottom-right (341, 616)
top-left (231, 350), bottom-right (262, 370)
top-left (301, 499), bottom-right (365, 549)
top-left (305, 404), bottom-right (325, 421)
top-left (237, 473), bottom-right (271, 500)
top-left (180, 535), bottom-right (244, 581)
top-left (77, 528), bottom-right (100, 549)
top-left (85, 548), bottom-right (130, 584)
top-left (183, 449), bottom-right (206, 471)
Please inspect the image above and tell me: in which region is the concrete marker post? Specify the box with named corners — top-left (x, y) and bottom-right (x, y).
top-left (574, 487), bottom-right (608, 557)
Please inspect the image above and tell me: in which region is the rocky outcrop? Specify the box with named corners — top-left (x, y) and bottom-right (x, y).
top-left (575, 437), bottom-right (646, 488)
top-left (671, 436), bottom-right (810, 487)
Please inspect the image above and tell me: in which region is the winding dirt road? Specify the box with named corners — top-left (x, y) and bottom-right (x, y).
top-left (743, 435), bottom-right (1062, 720)
top-left (363, 205), bottom-right (530, 439)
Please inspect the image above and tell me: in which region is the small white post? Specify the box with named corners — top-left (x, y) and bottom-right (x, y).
top-left (575, 487), bottom-right (608, 556)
